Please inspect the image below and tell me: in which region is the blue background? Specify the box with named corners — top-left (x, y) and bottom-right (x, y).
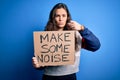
top-left (0, 0), bottom-right (120, 80)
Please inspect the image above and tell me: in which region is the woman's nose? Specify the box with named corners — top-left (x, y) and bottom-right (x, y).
top-left (59, 16), bottom-right (63, 21)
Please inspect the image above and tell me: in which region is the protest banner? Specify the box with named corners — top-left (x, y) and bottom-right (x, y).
top-left (33, 31), bottom-right (75, 66)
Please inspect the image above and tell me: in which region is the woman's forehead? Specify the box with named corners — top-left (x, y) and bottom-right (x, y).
top-left (55, 8), bottom-right (67, 14)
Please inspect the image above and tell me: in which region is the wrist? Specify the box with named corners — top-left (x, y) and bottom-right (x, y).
top-left (79, 25), bottom-right (84, 31)
top-left (81, 25), bottom-right (84, 31)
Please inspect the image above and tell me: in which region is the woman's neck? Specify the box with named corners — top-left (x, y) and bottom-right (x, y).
top-left (57, 27), bottom-right (64, 31)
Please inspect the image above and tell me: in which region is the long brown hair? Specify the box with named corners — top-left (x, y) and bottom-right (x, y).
top-left (44, 3), bottom-right (71, 31)
top-left (44, 3), bottom-right (81, 51)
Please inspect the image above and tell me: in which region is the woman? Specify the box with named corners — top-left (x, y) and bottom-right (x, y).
top-left (32, 3), bottom-right (101, 80)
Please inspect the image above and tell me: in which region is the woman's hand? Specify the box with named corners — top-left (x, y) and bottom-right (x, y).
top-left (67, 20), bottom-right (84, 31)
top-left (32, 57), bottom-right (44, 68)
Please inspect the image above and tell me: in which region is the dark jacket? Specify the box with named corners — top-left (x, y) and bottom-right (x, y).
top-left (80, 27), bottom-right (101, 52)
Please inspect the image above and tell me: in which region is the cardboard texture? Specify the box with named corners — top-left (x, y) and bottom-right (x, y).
top-left (33, 31), bottom-right (75, 66)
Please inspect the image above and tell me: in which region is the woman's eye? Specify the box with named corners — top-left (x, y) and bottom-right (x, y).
top-left (55, 15), bottom-right (59, 17)
top-left (62, 14), bottom-right (66, 17)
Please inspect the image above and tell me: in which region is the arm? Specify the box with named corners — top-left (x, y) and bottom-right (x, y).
top-left (67, 20), bottom-right (101, 52)
top-left (80, 27), bottom-right (101, 52)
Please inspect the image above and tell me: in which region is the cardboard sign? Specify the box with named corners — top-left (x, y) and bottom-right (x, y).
top-left (33, 31), bottom-right (75, 66)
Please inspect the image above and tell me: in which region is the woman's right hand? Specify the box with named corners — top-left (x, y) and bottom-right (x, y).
top-left (32, 57), bottom-right (44, 68)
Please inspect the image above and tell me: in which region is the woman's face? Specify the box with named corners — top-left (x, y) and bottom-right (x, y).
top-left (55, 8), bottom-right (67, 30)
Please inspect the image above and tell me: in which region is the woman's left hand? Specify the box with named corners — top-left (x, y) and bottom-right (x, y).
top-left (67, 20), bottom-right (84, 31)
